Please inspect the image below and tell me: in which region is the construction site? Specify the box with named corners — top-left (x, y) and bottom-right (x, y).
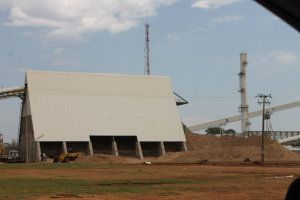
top-left (0, 57), bottom-right (300, 164)
top-left (0, 1), bottom-right (300, 199)
top-left (0, 34), bottom-right (300, 164)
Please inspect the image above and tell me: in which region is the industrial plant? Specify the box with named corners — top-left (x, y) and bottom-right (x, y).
top-left (12, 70), bottom-right (187, 162)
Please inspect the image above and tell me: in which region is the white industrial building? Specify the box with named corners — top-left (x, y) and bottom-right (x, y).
top-left (18, 70), bottom-right (187, 162)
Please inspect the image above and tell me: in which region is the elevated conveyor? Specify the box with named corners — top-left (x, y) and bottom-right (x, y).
top-left (188, 101), bottom-right (300, 132)
top-left (0, 86), bottom-right (25, 100)
top-left (278, 135), bottom-right (300, 144)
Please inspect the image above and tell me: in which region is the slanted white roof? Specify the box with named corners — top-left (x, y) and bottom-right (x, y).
top-left (26, 70), bottom-right (185, 142)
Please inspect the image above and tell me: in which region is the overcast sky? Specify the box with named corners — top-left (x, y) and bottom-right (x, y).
top-left (0, 0), bottom-right (300, 143)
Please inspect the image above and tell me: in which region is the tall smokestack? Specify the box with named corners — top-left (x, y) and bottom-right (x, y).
top-left (238, 53), bottom-right (250, 135)
top-left (145, 23), bottom-right (150, 76)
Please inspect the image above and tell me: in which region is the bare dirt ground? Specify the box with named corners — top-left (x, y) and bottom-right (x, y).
top-left (1, 134), bottom-right (299, 199)
top-left (1, 163), bottom-right (299, 200)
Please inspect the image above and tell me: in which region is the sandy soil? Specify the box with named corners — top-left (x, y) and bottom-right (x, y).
top-left (72, 134), bottom-right (300, 164)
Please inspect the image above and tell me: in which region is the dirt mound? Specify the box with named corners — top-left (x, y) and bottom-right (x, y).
top-left (74, 154), bottom-right (128, 164)
top-left (74, 134), bottom-right (299, 164)
top-left (153, 134), bottom-right (300, 162)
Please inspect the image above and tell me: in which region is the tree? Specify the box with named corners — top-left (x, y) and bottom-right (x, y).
top-left (205, 127), bottom-right (237, 136)
top-left (205, 127), bottom-right (225, 135)
top-left (225, 129), bottom-right (236, 136)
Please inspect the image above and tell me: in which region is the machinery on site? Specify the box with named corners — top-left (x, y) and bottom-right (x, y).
top-left (0, 147), bottom-right (24, 163)
top-left (53, 152), bottom-right (85, 163)
top-left (0, 133), bottom-right (24, 163)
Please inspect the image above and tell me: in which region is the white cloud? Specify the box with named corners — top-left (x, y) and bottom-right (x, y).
top-left (260, 72), bottom-right (273, 78)
top-left (279, 69), bottom-right (290, 74)
top-left (0, 67), bottom-right (27, 73)
top-left (260, 16), bottom-right (280, 22)
top-left (211, 15), bottom-right (243, 23)
top-left (22, 31), bottom-right (34, 36)
top-left (267, 50), bottom-right (298, 64)
top-left (190, 26), bottom-right (212, 32)
top-left (50, 58), bottom-right (84, 67)
top-left (0, 57), bottom-right (8, 63)
top-left (1, 0), bottom-right (177, 43)
top-left (181, 116), bottom-right (212, 127)
top-left (192, 0), bottom-right (241, 9)
top-left (0, 1), bottom-right (11, 11)
top-left (166, 33), bottom-right (189, 41)
top-left (54, 48), bottom-right (64, 54)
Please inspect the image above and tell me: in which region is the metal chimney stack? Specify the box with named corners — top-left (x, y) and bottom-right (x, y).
top-left (145, 23), bottom-right (150, 76)
top-left (238, 53), bottom-right (249, 135)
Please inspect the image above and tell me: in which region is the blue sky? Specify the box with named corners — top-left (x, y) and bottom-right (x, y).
top-left (0, 0), bottom-right (300, 143)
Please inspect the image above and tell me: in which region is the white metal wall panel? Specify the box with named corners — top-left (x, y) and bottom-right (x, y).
top-left (26, 71), bottom-right (186, 142)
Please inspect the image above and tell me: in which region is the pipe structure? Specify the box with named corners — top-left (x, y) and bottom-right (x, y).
top-left (238, 53), bottom-right (249, 135)
top-left (0, 86), bottom-right (25, 100)
top-left (278, 135), bottom-right (300, 144)
top-left (188, 101), bottom-right (300, 132)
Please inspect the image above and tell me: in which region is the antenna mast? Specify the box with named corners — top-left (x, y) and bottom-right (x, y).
top-left (145, 23), bottom-right (150, 75)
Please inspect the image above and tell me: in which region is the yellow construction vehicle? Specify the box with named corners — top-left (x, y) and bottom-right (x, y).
top-left (53, 152), bottom-right (85, 163)
top-left (0, 147), bottom-right (24, 163)
top-left (0, 147), bottom-right (5, 156)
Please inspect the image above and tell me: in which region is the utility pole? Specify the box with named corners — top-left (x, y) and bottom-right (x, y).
top-left (256, 94), bottom-right (271, 164)
top-left (25, 93), bottom-right (28, 164)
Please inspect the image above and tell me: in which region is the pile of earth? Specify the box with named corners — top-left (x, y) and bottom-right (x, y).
top-left (74, 153), bottom-right (128, 164)
top-left (73, 134), bottom-right (300, 163)
top-left (153, 134), bottom-right (300, 162)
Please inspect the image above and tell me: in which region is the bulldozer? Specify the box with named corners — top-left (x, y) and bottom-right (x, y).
top-left (53, 152), bottom-right (85, 163)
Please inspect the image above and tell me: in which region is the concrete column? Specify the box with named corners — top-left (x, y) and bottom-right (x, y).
top-left (159, 142), bottom-right (165, 156)
top-left (62, 141), bottom-right (67, 154)
top-left (87, 141), bottom-right (93, 155)
top-left (135, 141), bottom-right (143, 160)
top-left (112, 141), bottom-right (119, 156)
top-left (36, 141), bottom-right (41, 162)
top-left (181, 141), bottom-right (187, 151)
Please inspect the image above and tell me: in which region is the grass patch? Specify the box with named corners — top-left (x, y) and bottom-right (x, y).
top-left (191, 178), bottom-right (240, 184)
top-left (0, 177), bottom-right (92, 199)
top-left (99, 164), bottom-right (137, 168)
top-left (109, 170), bottom-right (155, 175)
top-left (156, 191), bottom-right (181, 196)
top-left (181, 175), bottom-right (195, 179)
top-left (0, 163), bottom-right (136, 170)
top-left (0, 163), bottom-right (97, 170)
top-left (96, 178), bottom-right (186, 185)
top-left (0, 177), bottom-right (187, 199)
top-left (251, 196), bottom-right (271, 198)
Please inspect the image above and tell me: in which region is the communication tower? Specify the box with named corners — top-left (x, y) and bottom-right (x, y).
top-left (238, 53), bottom-right (250, 135)
top-left (145, 23), bottom-right (150, 75)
